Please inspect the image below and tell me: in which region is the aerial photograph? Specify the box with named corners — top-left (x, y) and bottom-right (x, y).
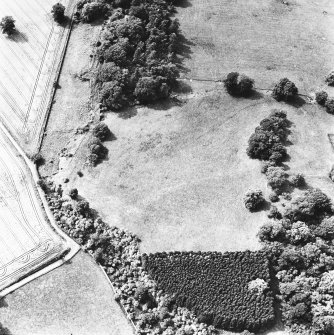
top-left (0, 0), bottom-right (334, 334)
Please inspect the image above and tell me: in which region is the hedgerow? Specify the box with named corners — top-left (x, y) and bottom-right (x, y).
top-left (78, 0), bottom-right (181, 110)
top-left (143, 251), bottom-right (275, 332)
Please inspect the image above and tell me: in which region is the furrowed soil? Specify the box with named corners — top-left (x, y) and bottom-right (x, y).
top-left (0, 251), bottom-right (133, 335)
top-left (43, 0), bottom-right (334, 257)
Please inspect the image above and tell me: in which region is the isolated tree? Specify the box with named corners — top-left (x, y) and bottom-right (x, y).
top-left (244, 189), bottom-right (265, 211)
top-left (315, 91), bottom-right (328, 106)
top-left (0, 16), bottom-right (15, 35)
top-left (272, 78), bottom-right (298, 101)
top-left (52, 3), bottom-right (65, 23)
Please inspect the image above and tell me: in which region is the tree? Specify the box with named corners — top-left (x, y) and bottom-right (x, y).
top-left (325, 98), bottom-right (334, 114)
top-left (266, 166), bottom-right (287, 190)
top-left (51, 3), bottom-right (65, 23)
top-left (272, 78), bottom-right (298, 101)
top-left (0, 16), bottom-right (15, 35)
top-left (243, 189), bottom-right (265, 211)
top-left (69, 188), bottom-right (78, 199)
top-left (134, 77), bottom-right (161, 103)
top-left (92, 122), bottom-right (112, 141)
top-left (290, 173), bottom-right (305, 188)
top-left (315, 91), bottom-right (328, 106)
top-left (76, 200), bottom-right (90, 216)
top-left (96, 62), bottom-right (124, 83)
top-left (100, 81), bottom-right (124, 110)
top-left (82, 2), bottom-right (108, 22)
top-left (325, 71), bottom-right (334, 86)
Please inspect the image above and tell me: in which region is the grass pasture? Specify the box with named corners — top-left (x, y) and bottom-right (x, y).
top-left (48, 0), bottom-right (334, 257)
top-left (0, 251), bottom-right (133, 335)
top-left (0, 0), bottom-right (73, 153)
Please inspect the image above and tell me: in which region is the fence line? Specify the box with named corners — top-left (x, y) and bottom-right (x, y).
top-left (99, 265), bottom-right (139, 334)
top-left (37, 1), bottom-right (78, 152)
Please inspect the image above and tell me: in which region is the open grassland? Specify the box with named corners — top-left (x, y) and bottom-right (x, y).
top-left (0, 250), bottom-right (133, 335)
top-left (0, 0), bottom-right (73, 153)
top-left (47, 0), bottom-right (334, 256)
top-left (40, 22), bottom-right (102, 177)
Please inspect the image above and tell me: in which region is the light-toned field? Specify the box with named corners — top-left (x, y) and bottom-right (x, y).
top-left (0, 0), bottom-right (73, 154)
top-left (0, 127), bottom-right (74, 293)
top-left (46, 0), bottom-right (334, 256)
top-left (0, 250), bottom-right (133, 335)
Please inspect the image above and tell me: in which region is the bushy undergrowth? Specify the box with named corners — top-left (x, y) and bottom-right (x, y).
top-left (79, 0), bottom-right (180, 109)
top-left (143, 251), bottom-right (275, 332)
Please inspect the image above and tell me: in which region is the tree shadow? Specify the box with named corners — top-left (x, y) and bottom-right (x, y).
top-left (117, 107), bottom-right (138, 120)
top-left (58, 16), bottom-right (71, 28)
top-left (287, 95), bottom-right (306, 108)
top-left (174, 80), bottom-right (193, 94)
top-left (247, 90), bottom-right (264, 100)
top-left (0, 298), bottom-right (8, 308)
top-left (174, 33), bottom-right (194, 75)
top-left (174, 0), bottom-right (193, 8)
top-left (0, 298), bottom-right (11, 335)
top-left (8, 30), bottom-right (28, 43)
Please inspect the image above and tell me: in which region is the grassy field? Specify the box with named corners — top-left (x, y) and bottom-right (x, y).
top-left (0, 0), bottom-right (74, 154)
top-left (40, 22), bottom-right (102, 177)
top-left (44, 0), bottom-right (334, 258)
top-left (0, 250), bottom-right (133, 335)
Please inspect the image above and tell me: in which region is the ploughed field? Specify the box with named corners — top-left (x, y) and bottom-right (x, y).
top-left (0, 128), bottom-right (69, 292)
top-left (0, 0), bottom-right (72, 154)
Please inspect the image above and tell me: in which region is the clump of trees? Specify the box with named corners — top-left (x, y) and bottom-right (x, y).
top-left (272, 78), bottom-right (298, 102)
top-left (79, 0), bottom-right (180, 110)
top-left (143, 251), bottom-right (275, 332)
top-left (244, 189), bottom-right (265, 211)
top-left (257, 185), bottom-right (334, 332)
top-left (87, 137), bottom-right (108, 166)
top-left (0, 16), bottom-right (15, 35)
top-left (87, 122), bottom-right (113, 166)
top-left (223, 72), bottom-right (254, 97)
top-left (51, 3), bottom-right (66, 23)
top-left (247, 110), bottom-right (289, 161)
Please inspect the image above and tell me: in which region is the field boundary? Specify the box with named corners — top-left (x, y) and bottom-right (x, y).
top-left (0, 122), bottom-right (80, 297)
top-left (36, 1), bottom-right (78, 153)
top-left (99, 264), bottom-right (137, 334)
